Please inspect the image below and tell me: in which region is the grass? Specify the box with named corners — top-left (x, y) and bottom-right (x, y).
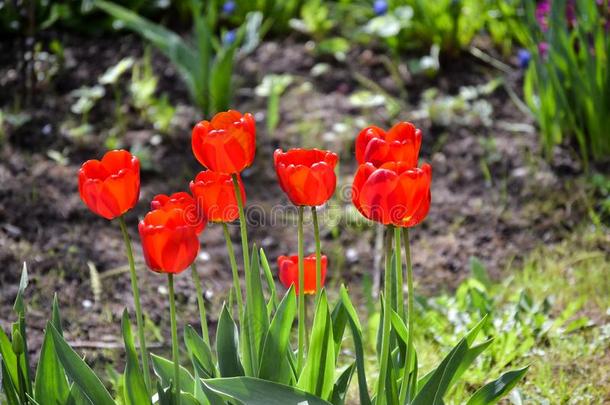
top-left (352, 225), bottom-right (609, 404)
top-left (416, 228), bottom-right (610, 404)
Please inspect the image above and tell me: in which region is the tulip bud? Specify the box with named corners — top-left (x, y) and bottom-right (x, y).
top-left (11, 329), bottom-right (24, 356)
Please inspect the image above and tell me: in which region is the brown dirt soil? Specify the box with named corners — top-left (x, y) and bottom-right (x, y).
top-left (0, 33), bottom-right (589, 367)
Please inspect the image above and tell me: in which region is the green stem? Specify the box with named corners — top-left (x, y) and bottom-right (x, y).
top-left (394, 227), bottom-right (404, 320)
top-left (190, 263), bottom-right (209, 345)
top-left (297, 206), bottom-right (306, 372)
top-left (168, 274), bottom-right (180, 404)
top-left (222, 222), bottom-right (244, 318)
top-left (399, 227), bottom-right (415, 405)
top-left (231, 174), bottom-right (250, 280)
top-left (311, 206), bottom-right (322, 296)
top-left (118, 215), bottom-right (151, 391)
top-left (376, 226), bottom-right (394, 405)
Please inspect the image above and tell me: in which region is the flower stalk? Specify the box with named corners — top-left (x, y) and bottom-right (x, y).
top-left (167, 273), bottom-right (180, 403)
top-left (394, 227), bottom-right (404, 319)
top-left (222, 222), bottom-right (244, 317)
top-left (399, 227), bottom-right (415, 404)
top-left (376, 226), bottom-right (394, 405)
top-left (190, 263), bottom-right (209, 344)
top-left (232, 174), bottom-right (250, 281)
top-left (297, 205), bottom-right (306, 372)
top-left (118, 215), bottom-right (151, 390)
top-left (311, 206), bottom-right (322, 296)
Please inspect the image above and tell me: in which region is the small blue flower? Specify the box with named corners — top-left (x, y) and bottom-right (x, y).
top-left (222, 0), bottom-right (236, 15)
top-left (223, 30), bottom-right (236, 45)
top-left (373, 0), bottom-right (388, 16)
top-left (517, 48), bottom-right (531, 69)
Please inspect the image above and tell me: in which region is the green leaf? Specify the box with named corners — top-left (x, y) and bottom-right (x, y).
top-left (447, 339), bottom-right (494, 392)
top-left (330, 299), bottom-right (348, 360)
top-left (412, 315), bottom-right (489, 404)
top-left (151, 353), bottom-right (195, 394)
top-left (469, 257), bottom-right (491, 289)
top-left (242, 246), bottom-right (269, 376)
top-left (1, 361), bottom-right (20, 405)
top-left (51, 294), bottom-right (63, 335)
top-left (184, 325), bottom-right (217, 379)
top-left (0, 326), bottom-right (19, 392)
top-left (13, 263), bottom-right (28, 314)
top-left (121, 310), bottom-right (152, 405)
top-left (65, 383), bottom-right (90, 405)
top-left (202, 377), bottom-right (332, 405)
top-left (412, 338), bottom-right (469, 405)
top-left (34, 322), bottom-right (70, 404)
top-left (93, 1), bottom-right (199, 108)
top-left (257, 286), bottom-right (296, 383)
top-left (216, 304), bottom-right (245, 378)
top-left (259, 248), bottom-right (279, 309)
top-left (49, 325), bottom-right (115, 405)
top-left (330, 363), bottom-right (355, 405)
top-left (298, 290), bottom-right (335, 400)
top-left (339, 286), bottom-right (371, 405)
top-left (466, 366), bottom-right (529, 405)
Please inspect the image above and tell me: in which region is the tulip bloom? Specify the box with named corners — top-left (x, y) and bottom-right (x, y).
top-left (190, 170), bottom-right (246, 223)
top-left (192, 110), bottom-right (256, 174)
top-left (278, 254), bottom-right (328, 295)
top-left (274, 148), bottom-right (338, 206)
top-left (78, 150), bottom-right (140, 220)
top-left (352, 161), bottom-right (431, 227)
top-left (355, 122), bottom-right (422, 167)
top-left (139, 208), bottom-right (200, 274)
top-left (151, 192), bottom-right (206, 234)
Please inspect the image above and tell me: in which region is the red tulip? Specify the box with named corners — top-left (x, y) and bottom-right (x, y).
top-left (189, 170), bottom-right (246, 223)
top-left (138, 208), bottom-right (200, 274)
top-left (151, 192), bottom-right (206, 234)
top-left (192, 110), bottom-right (256, 174)
top-left (78, 150), bottom-right (140, 220)
top-left (274, 148), bottom-right (338, 206)
top-left (352, 161), bottom-right (431, 227)
top-left (277, 254), bottom-right (328, 295)
top-left (355, 122), bottom-right (422, 167)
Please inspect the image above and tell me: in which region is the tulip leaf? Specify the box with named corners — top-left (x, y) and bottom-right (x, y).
top-left (49, 325), bottom-right (115, 405)
top-left (185, 325), bottom-right (225, 404)
top-left (13, 263), bottom-right (28, 314)
top-left (1, 361), bottom-right (20, 405)
top-left (202, 376), bottom-right (332, 405)
top-left (330, 299), bottom-right (348, 360)
top-left (0, 326), bottom-right (19, 394)
top-left (257, 285), bottom-right (296, 383)
top-left (339, 285), bottom-right (372, 405)
top-left (151, 353), bottom-right (195, 394)
top-left (298, 289), bottom-right (335, 400)
top-left (466, 366), bottom-right (529, 405)
top-left (259, 247), bottom-right (279, 309)
top-left (65, 383), bottom-right (91, 405)
top-left (34, 321), bottom-right (70, 404)
top-left (411, 317), bottom-right (492, 405)
top-left (184, 325), bottom-right (217, 379)
top-left (25, 394), bottom-right (42, 405)
top-left (121, 310), bottom-right (152, 405)
top-left (242, 246), bottom-right (269, 376)
top-left (155, 383), bottom-right (202, 405)
top-left (330, 363), bottom-right (355, 405)
top-left (216, 304), bottom-right (245, 378)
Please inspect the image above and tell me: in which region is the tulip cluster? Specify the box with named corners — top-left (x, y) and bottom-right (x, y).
top-left (78, 110), bottom-right (433, 403)
top-left (352, 122), bottom-right (432, 227)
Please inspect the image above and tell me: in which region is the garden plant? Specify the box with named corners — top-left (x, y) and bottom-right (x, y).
top-left (0, 112), bottom-right (528, 404)
top-left (0, 0), bottom-right (608, 404)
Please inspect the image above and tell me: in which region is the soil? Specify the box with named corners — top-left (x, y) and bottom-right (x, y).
top-left (0, 32), bottom-right (590, 366)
